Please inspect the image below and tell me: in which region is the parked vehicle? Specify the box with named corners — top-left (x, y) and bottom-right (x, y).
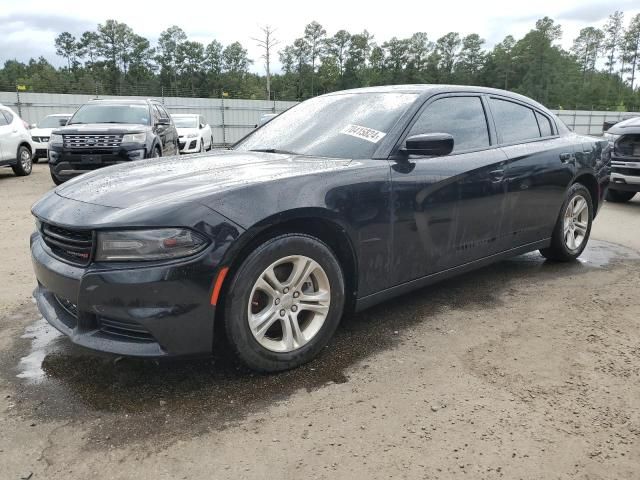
top-left (30, 114), bottom-right (72, 162)
top-left (48, 99), bottom-right (179, 185)
top-left (171, 114), bottom-right (213, 153)
top-left (604, 116), bottom-right (640, 202)
top-left (31, 85), bottom-right (609, 372)
top-left (0, 104), bottom-right (33, 177)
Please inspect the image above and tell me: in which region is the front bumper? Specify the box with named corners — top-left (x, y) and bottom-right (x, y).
top-left (31, 231), bottom-right (220, 357)
top-left (178, 137), bottom-right (200, 154)
top-left (48, 145), bottom-right (146, 181)
top-left (610, 158), bottom-right (640, 192)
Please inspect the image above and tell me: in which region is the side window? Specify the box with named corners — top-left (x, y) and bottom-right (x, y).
top-left (490, 98), bottom-right (540, 144)
top-left (0, 111), bottom-right (8, 126)
top-left (2, 110), bottom-right (14, 124)
top-left (408, 96), bottom-right (489, 153)
top-left (535, 111), bottom-right (553, 137)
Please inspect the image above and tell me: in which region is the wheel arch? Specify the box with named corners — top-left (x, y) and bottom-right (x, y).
top-left (572, 172), bottom-right (599, 217)
top-left (18, 141), bottom-right (32, 155)
top-left (215, 209), bottom-right (359, 333)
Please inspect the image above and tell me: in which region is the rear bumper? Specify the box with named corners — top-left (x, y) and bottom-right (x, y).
top-left (31, 232), bottom-right (219, 357)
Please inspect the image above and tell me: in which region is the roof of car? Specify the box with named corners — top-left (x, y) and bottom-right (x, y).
top-left (87, 98), bottom-right (155, 105)
top-left (325, 84), bottom-right (550, 112)
top-left (171, 113), bottom-right (197, 117)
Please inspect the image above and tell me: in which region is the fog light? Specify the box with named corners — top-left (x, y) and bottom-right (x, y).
top-left (128, 149), bottom-right (146, 160)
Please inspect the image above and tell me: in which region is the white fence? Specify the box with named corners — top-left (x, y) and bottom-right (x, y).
top-left (0, 91), bottom-right (298, 145)
top-left (1, 91), bottom-right (638, 142)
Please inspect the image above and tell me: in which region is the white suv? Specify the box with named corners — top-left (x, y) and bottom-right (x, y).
top-left (0, 105), bottom-right (33, 176)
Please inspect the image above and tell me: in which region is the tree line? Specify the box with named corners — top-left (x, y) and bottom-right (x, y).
top-left (0, 12), bottom-right (639, 109)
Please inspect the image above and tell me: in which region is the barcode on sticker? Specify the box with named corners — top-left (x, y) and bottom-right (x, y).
top-left (340, 124), bottom-right (386, 143)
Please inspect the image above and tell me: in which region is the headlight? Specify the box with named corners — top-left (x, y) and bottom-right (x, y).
top-left (122, 133), bottom-right (146, 143)
top-left (95, 228), bottom-right (208, 261)
top-left (49, 133), bottom-right (62, 145)
top-left (604, 132), bottom-right (620, 143)
top-left (186, 133), bottom-right (198, 138)
top-left (31, 136), bottom-right (40, 143)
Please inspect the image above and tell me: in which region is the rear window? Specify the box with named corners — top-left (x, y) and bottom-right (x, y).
top-left (0, 110), bottom-right (8, 126)
top-left (2, 110), bottom-right (14, 124)
top-left (490, 98), bottom-right (540, 144)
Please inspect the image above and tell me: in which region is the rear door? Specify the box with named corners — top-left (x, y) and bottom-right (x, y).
top-left (0, 109), bottom-right (9, 161)
top-left (156, 104), bottom-right (178, 156)
top-left (390, 94), bottom-right (510, 284)
top-left (490, 97), bottom-right (576, 246)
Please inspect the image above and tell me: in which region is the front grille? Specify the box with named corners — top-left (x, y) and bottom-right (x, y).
top-left (98, 317), bottom-right (154, 343)
top-left (615, 134), bottom-right (640, 158)
top-left (41, 222), bottom-right (94, 266)
top-left (63, 134), bottom-right (123, 149)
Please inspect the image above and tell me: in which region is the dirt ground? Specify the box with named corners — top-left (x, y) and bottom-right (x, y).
top-left (1, 163), bottom-right (640, 480)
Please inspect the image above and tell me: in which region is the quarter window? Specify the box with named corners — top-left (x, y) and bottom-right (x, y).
top-left (536, 111), bottom-right (553, 137)
top-left (0, 111), bottom-right (8, 126)
top-left (490, 98), bottom-right (540, 144)
top-left (2, 110), bottom-right (14, 124)
top-left (408, 96), bottom-right (490, 153)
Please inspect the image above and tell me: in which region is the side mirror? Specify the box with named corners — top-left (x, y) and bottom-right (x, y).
top-left (199, 123), bottom-right (205, 129)
top-left (401, 133), bottom-right (454, 157)
top-left (156, 117), bottom-right (170, 126)
top-left (59, 119), bottom-right (68, 126)
top-left (29, 123), bottom-right (36, 129)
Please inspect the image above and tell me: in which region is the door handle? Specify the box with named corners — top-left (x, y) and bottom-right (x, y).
top-left (559, 153), bottom-right (574, 164)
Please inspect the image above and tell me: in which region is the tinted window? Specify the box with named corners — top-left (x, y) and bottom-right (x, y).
top-left (2, 110), bottom-right (14, 124)
top-left (39, 115), bottom-right (70, 128)
top-left (68, 104), bottom-right (150, 125)
top-left (408, 96), bottom-right (489, 153)
top-left (536, 111), bottom-right (553, 137)
top-left (235, 93), bottom-right (418, 159)
top-left (0, 110), bottom-right (8, 126)
top-left (490, 98), bottom-right (540, 143)
top-left (173, 116), bottom-right (198, 128)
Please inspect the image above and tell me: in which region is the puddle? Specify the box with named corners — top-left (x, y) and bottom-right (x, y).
top-left (16, 318), bottom-right (62, 383)
top-left (3, 239), bottom-right (638, 448)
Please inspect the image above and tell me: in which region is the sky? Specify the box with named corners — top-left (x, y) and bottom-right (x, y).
top-left (1, 0), bottom-right (639, 74)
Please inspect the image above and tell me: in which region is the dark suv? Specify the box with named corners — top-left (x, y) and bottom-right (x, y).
top-left (48, 99), bottom-right (179, 184)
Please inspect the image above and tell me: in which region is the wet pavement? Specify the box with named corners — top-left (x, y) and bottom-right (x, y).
top-left (3, 239), bottom-right (638, 449)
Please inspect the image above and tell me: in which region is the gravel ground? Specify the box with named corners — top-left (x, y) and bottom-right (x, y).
top-left (1, 163), bottom-right (640, 480)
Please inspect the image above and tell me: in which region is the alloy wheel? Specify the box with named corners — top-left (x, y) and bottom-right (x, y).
top-left (20, 149), bottom-right (32, 173)
top-left (563, 194), bottom-right (588, 251)
top-left (247, 255), bottom-right (331, 353)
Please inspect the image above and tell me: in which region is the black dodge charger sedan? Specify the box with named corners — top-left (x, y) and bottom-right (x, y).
top-left (31, 85), bottom-right (610, 371)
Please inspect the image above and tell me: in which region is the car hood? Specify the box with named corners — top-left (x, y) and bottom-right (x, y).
top-left (30, 127), bottom-right (53, 137)
top-left (54, 150), bottom-right (354, 209)
top-left (53, 123), bottom-right (147, 135)
top-left (177, 127), bottom-right (198, 136)
top-left (609, 116), bottom-right (640, 135)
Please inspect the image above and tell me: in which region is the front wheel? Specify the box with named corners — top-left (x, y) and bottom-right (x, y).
top-left (606, 189), bottom-right (636, 203)
top-left (224, 234), bottom-right (345, 372)
top-left (11, 145), bottom-right (32, 176)
top-left (540, 183), bottom-right (593, 262)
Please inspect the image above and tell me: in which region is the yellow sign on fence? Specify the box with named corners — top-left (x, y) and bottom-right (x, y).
top-left (16, 85), bottom-right (27, 91)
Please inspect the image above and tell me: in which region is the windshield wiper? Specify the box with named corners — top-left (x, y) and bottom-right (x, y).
top-left (249, 148), bottom-right (299, 155)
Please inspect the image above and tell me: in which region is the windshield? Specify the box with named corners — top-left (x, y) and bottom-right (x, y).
top-left (234, 92), bottom-right (418, 159)
top-left (173, 116), bottom-right (198, 128)
top-left (39, 115), bottom-right (70, 128)
top-left (68, 104), bottom-right (150, 125)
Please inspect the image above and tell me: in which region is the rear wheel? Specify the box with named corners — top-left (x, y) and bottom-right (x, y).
top-left (540, 183), bottom-right (593, 262)
top-left (199, 140), bottom-right (204, 153)
top-left (153, 146), bottom-right (161, 158)
top-left (224, 234), bottom-right (345, 372)
top-left (208, 136), bottom-right (214, 151)
top-left (11, 145), bottom-right (32, 176)
top-left (606, 189), bottom-right (636, 203)
top-left (50, 170), bottom-right (64, 185)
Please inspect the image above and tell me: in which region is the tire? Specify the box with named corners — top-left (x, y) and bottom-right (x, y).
top-left (152, 146), bottom-right (161, 158)
top-left (540, 183), bottom-right (593, 262)
top-left (50, 170), bottom-right (64, 185)
top-left (606, 189), bottom-right (636, 203)
top-left (208, 136), bottom-right (214, 151)
top-left (11, 145), bottom-right (32, 176)
top-left (224, 234), bottom-right (345, 372)
top-left (199, 140), bottom-right (204, 153)
top-left (33, 157), bottom-right (40, 164)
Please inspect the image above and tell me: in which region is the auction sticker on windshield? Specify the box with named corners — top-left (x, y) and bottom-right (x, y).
top-left (340, 124), bottom-right (386, 143)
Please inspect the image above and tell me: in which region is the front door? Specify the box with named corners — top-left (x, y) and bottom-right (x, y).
top-left (390, 94), bottom-right (509, 285)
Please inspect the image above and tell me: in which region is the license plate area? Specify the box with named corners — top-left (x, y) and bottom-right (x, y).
top-left (81, 154), bottom-right (102, 163)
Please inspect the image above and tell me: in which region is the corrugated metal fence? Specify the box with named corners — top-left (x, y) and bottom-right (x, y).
top-left (1, 91), bottom-right (638, 142)
top-left (0, 91), bottom-right (298, 145)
